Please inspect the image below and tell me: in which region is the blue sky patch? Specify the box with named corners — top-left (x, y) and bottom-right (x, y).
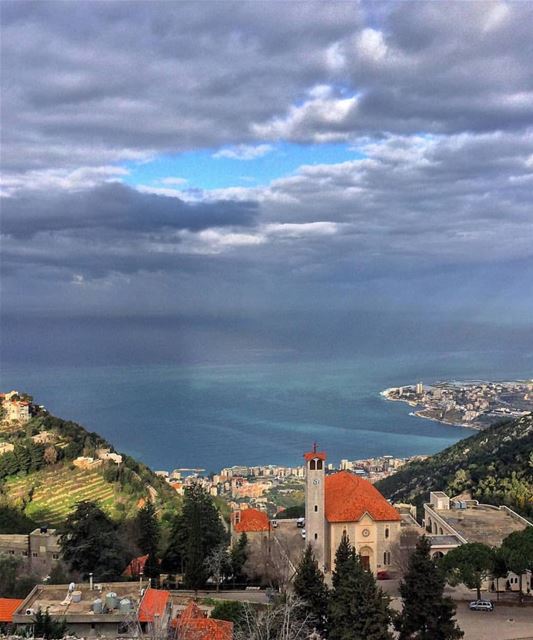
top-left (122, 142), bottom-right (364, 191)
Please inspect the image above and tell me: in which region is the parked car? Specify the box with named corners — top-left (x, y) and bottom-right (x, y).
top-left (271, 520), bottom-right (278, 528)
top-left (469, 600), bottom-right (494, 612)
top-left (296, 517), bottom-right (305, 528)
top-left (377, 570), bottom-right (391, 580)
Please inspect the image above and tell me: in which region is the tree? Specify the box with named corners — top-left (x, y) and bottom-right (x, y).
top-left (14, 443), bottom-right (31, 474)
top-left (491, 549), bottom-right (508, 600)
top-left (162, 481), bottom-right (226, 589)
top-left (500, 527), bottom-right (533, 602)
top-left (441, 543), bottom-right (494, 600)
top-left (30, 609), bottom-right (68, 639)
top-left (136, 502), bottom-right (161, 581)
top-left (210, 600), bottom-right (246, 625)
top-left (43, 446), bottom-right (58, 465)
top-left (230, 532), bottom-right (249, 584)
top-left (328, 532), bottom-right (393, 640)
top-left (0, 554), bottom-right (39, 598)
top-left (293, 544), bottom-right (329, 636)
top-left (59, 501), bottom-right (127, 580)
top-left (395, 536), bottom-right (463, 640)
top-left (235, 597), bottom-right (312, 640)
top-left (204, 543), bottom-right (231, 591)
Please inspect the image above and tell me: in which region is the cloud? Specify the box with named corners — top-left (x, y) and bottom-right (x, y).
top-left (2, 0), bottom-right (533, 184)
top-left (213, 144), bottom-right (274, 160)
top-left (1, 182), bottom-right (259, 238)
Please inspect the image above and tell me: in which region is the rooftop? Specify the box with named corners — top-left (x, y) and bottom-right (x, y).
top-left (172, 601), bottom-right (233, 640)
top-left (325, 471), bottom-right (401, 523)
top-left (233, 508), bottom-right (271, 533)
top-left (13, 583), bottom-right (144, 623)
top-left (429, 504), bottom-right (529, 547)
top-left (0, 599), bottom-right (25, 623)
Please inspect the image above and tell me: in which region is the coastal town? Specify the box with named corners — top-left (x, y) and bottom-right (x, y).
top-left (155, 454), bottom-right (425, 518)
top-left (382, 379), bottom-right (533, 429)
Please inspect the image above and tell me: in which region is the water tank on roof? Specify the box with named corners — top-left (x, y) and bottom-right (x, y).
top-left (92, 599), bottom-right (103, 614)
top-left (71, 591), bottom-right (82, 603)
top-left (119, 598), bottom-right (131, 613)
top-left (105, 592), bottom-right (118, 610)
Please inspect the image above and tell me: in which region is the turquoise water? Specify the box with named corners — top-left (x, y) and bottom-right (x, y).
top-left (1, 351), bottom-right (531, 471)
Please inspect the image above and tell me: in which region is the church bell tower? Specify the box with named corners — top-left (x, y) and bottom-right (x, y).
top-left (304, 444), bottom-right (327, 571)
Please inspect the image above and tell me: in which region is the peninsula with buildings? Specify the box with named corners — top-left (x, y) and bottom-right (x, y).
top-left (382, 379), bottom-right (533, 429)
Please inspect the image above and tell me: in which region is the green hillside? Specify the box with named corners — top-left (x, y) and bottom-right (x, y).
top-left (376, 413), bottom-right (533, 519)
top-left (0, 406), bottom-right (180, 528)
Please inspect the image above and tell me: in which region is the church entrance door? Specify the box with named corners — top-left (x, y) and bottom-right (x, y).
top-left (361, 555), bottom-right (370, 571)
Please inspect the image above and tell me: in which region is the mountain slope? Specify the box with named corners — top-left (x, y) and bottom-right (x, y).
top-left (376, 413), bottom-right (533, 519)
top-left (0, 407), bottom-right (180, 526)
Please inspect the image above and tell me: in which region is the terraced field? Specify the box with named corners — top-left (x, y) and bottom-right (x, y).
top-left (3, 466), bottom-right (127, 525)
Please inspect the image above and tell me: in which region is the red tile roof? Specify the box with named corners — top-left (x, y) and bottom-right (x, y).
top-left (138, 588), bottom-right (170, 623)
top-left (0, 599), bottom-right (24, 623)
top-left (325, 471), bottom-right (401, 523)
top-left (173, 601), bottom-right (233, 640)
top-left (233, 508), bottom-right (270, 533)
top-left (304, 451), bottom-right (326, 461)
top-left (123, 554), bottom-right (148, 577)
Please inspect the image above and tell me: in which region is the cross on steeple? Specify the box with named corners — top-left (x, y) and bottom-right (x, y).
top-left (313, 441), bottom-right (317, 453)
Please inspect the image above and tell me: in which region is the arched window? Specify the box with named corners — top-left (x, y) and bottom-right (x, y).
top-left (383, 552), bottom-right (391, 565)
top-left (385, 527), bottom-right (389, 539)
top-left (314, 533), bottom-right (318, 540)
top-left (317, 459), bottom-right (323, 470)
top-left (310, 459), bottom-right (316, 470)
top-left (314, 505), bottom-right (318, 512)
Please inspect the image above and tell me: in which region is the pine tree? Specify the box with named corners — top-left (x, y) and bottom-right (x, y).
top-left (59, 501), bottom-right (127, 580)
top-left (328, 533), bottom-right (393, 640)
top-left (395, 536), bottom-right (463, 640)
top-left (136, 502), bottom-right (160, 580)
top-left (162, 481), bottom-right (226, 589)
top-left (294, 544), bottom-right (329, 635)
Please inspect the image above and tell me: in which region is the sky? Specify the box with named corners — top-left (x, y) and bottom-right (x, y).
top-left (1, 0), bottom-right (533, 366)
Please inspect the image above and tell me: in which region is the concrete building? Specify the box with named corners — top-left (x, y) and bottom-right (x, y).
top-left (304, 447), bottom-right (401, 574)
top-left (424, 491), bottom-right (532, 592)
top-left (12, 583), bottom-right (169, 638)
top-left (0, 391), bottom-right (31, 426)
top-left (231, 507), bottom-right (271, 542)
top-left (0, 442), bottom-right (15, 455)
top-left (0, 527), bottom-right (61, 578)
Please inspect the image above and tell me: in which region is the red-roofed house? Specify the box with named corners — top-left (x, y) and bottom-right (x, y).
top-left (172, 601), bottom-right (233, 640)
top-left (123, 554), bottom-right (148, 578)
top-left (304, 448), bottom-right (401, 575)
top-left (0, 599), bottom-right (24, 626)
top-left (138, 588), bottom-right (171, 633)
top-left (231, 507), bottom-right (270, 542)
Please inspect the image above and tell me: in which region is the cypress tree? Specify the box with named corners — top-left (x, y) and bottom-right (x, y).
top-left (137, 502), bottom-right (161, 581)
top-left (329, 533), bottom-right (393, 640)
top-left (162, 481), bottom-right (226, 589)
top-left (294, 544), bottom-right (329, 635)
top-left (395, 536), bottom-right (463, 640)
top-left (230, 532), bottom-right (249, 583)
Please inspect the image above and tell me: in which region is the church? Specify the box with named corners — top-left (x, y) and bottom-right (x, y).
top-left (304, 447), bottom-right (401, 575)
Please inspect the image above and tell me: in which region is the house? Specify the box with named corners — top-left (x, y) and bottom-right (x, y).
top-left (72, 456), bottom-right (103, 470)
top-left (12, 583), bottom-right (164, 638)
top-left (304, 447), bottom-right (401, 574)
top-left (123, 554), bottom-right (149, 578)
top-left (424, 491), bottom-right (532, 592)
top-left (0, 598), bottom-right (24, 629)
top-left (138, 588), bottom-right (171, 636)
top-left (96, 448), bottom-right (123, 464)
top-left (0, 527), bottom-right (61, 578)
top-left (172, 601), bottom-right (233, 640)
top-left (231, 507), bottom-right (271, 542)
top-left (1, 391), bottom-right (31, 426)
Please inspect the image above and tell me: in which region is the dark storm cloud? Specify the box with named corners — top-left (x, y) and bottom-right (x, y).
top-left (2, 0), bottom-right (533, 177)
top-left (1, 183), bottom-right (257, 238)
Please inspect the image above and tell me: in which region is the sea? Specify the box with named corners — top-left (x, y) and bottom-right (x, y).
top-left (1, 350), bottom-right (532, 473)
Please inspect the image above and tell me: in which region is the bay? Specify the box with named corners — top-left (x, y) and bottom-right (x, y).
top-left (1, 350), bottom-right (531, 472)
